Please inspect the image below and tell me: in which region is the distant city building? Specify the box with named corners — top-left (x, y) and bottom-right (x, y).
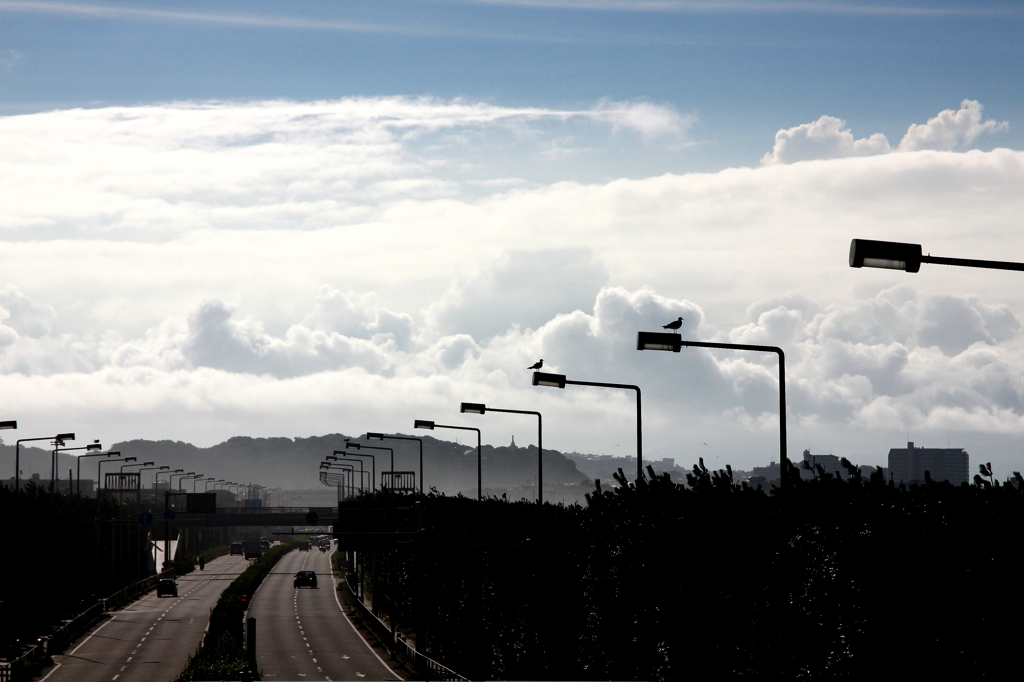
top-left (887, 442), bottom-right (969, 485)
top-left (800, 449), bottom-right (843, 479)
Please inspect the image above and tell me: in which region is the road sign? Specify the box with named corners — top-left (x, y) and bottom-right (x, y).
top-left (139, 511), bottom-right (153, 526)
top-left (164, 510), bottom-right (176, 521)
top-left (305, 510), bottom-right (319, 524)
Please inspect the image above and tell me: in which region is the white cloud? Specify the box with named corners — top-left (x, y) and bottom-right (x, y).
top-left (2, 97), bottom-right (1024, 476)
top-left (763, 101), bottom-right (1007, 165)
top-left (897, 99), bottom-right (1009, 152)
top-left (761, 115), bottom-right (890, 165)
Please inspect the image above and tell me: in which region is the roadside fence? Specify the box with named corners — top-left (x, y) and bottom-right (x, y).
top-left (0, 569), bottom-right (173, 682)
top-left (341, 581), bottom-right (468, 681)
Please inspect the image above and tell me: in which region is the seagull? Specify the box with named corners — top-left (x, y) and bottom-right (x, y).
top-left (662, 316), bottom-right (684, 331)
top-left (527, 359), bottom-right (544, 370)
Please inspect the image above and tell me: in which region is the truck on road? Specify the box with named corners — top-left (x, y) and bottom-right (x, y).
top-left (243, 535), bottom-right (264, 560)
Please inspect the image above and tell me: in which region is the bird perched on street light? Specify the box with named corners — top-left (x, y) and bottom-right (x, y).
top-left (662, 316), bottom-right (684, 332)
top-left (527, 359), bottom-right (544, 370)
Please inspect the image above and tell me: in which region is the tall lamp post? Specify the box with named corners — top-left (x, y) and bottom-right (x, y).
top-left (53, 441), bottom-right (102, 493)
top-left (636, 331), bottom-right (788, 487)
top-left (849, 239), bottom-right (1024, 273)
top-left (157, 468), bottom-right (184, 493)
top-left (100, 456), bottom-right (135, 491)
top-left (321, 462), bottom-right (356, 498)
top-left (0, 419), bottom-right (15, 484)
top-left (170, 471), bottom-right (194, 492)
top-left (78, 449), bottom-right (118, 496)
top-left (14, 429), bottom-right (72, 492)
top-left (346, 442), bottom-right (393, 488)
top-left (460, 402), bottom-right (544, 504)
top-left (414, 420), bottom-right (482, 501)
top-left (336, 450), bottom-right (375, 492)
top-left (327, 455), bottom-right (367, 493)
top-left (367, 433), bottom-right (424, 494)
top-left (532, 371), bottom-right (644, 484)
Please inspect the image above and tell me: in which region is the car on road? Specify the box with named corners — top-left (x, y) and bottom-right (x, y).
top-left (298, 540), bottom-right (311, 551)
top-left (157, 578), bottom-right (178, 597)
top-left (294, 570), bottom-right (318, 589)
top-left (230, 542), bottom-right (243, 555)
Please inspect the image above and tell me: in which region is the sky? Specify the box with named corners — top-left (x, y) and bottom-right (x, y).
top-left (2, 0), bottom-right (1024, 480)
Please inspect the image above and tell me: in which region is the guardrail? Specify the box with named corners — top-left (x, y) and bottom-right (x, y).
top-left (0, 570), bottom-right (175, 682)
top-left (340, 581), bottom-right (468, 681)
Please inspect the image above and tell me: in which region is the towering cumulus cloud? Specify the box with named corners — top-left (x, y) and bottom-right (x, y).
top-left (763, 100), bottom-right (1007, 165)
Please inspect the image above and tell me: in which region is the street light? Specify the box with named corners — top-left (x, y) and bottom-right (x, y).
top-left (156, 468), bottom-right (184, 493)
top-left (346, 442), bottom-right (393, 488)
top-left (14, 431), bottom-right (72, 492)
top-left (367, 432), bottom-right (424, 494)
top-left (77, 449), bottom-right (119, 497)
top-left (636, 331), bottom-right (789, 487)
top-left (414, 420), bottom-right (482, 501)
top-left (321, 461), bottom-right (357, 498)
top-left (170, 471), bottom-right (194, 492)
top-left (336, 449), bottom-right (375, 492)
top-left (532, 371), bottom-right (644, 484)
top-left (53, 441), bottom-right (102, 493)
top-left (849, 238), bottom-right (1024, 273)
top-left (460, 402), bottom-right (544, 504)
top-left (327, 456), bottom-right (368, 493)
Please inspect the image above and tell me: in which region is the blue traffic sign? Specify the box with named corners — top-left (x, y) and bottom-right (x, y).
top-left (164, 510), bottom-right (176, 521)
top-left (139, 511), bottom-right (154, 526)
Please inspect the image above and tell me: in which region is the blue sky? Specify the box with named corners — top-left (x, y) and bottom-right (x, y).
top-left (3, 1), bottom-right (1024, 480)
top-left (3, 0), bottom-right (1022, 171)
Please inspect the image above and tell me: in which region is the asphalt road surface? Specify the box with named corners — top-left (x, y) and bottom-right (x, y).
top-left (44, 554), bottom-right (249, 682)
top-left (249, 547), bottom-right (400, 681)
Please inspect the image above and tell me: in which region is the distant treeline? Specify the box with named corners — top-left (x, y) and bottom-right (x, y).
top-left (356, 460), bottom-right (1024, 679)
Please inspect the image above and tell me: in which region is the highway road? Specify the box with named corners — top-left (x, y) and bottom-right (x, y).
top-left (249, 547), bottom-right (401, 681)
top-left (45, 554), bottom-right (249, 682)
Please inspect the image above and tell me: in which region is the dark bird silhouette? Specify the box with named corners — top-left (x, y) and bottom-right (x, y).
top-left (528, 359), bottom-right (544, 370)
top-left (662, 316), bottom-right (684, 331)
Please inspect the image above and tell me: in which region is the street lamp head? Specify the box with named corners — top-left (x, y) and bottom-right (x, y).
top-left (345, 442), bottom-right (361, 450)
top-left (86, 443), bottom-right (103, 451)
top-left (159, 465), bottom-right (170, 470)
top-left (124, 457), bottom-right (137, 462)
top-left (849, 238), bottom-right (922, 273)
top-left (333, 450), bottom-right (345, 456)
top-left (414, 420), bottom-right (435, 430)
top-left (366, 432), bottom-right (384, 440)
top-left (57, 433), bottom-right (75, 441)
top-left (144, 461), bottom-right (154, 466)
top-left (532, 372), bottom-right (567, 389)
top-left (636, 331), bottom-right (682, 352)
top-left (0, 420), bottom-right (16, 430)
top-left (461, 402), bottom-right (486, 414)
top-left (327, 455), bottom-right (338, 460)
top-left (106, 451), bottom-right (121, 457)
top-left (173, 469), bottom-right (183, 473)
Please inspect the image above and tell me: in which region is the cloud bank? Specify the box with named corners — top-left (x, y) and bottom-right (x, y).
top-left (1, 96), bottom-right (1023, 477)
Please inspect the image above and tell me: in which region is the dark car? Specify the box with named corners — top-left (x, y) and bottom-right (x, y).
top-left (157, 578), bottom-right (178, 597)
top-left (294, 570), bottom-right (318, 589)
top-left (298, 540), bottom-right (311, 551)
top-left (230, 542), bottom-right (243, 556)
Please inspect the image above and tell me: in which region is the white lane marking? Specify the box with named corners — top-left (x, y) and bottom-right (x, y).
top-left (112, 676), bottom-right (119, 680)
top-left (327, 547), bottom-right (402, 680)
top-left (67, 615), bottom-right (115, 655)
top-left (38, 662), bottom-right (61, 681)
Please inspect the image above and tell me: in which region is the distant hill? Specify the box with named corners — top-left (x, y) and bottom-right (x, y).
top-left (100, 433), bottom-right (591, 494)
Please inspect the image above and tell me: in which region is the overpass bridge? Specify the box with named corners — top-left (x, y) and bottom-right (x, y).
top-left (166, 506), bottom-right (337, 527)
